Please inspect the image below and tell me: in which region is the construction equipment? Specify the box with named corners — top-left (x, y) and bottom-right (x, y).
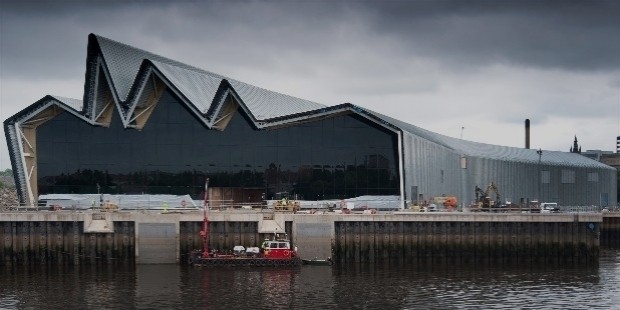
top-left (273, 197), bottom-right (300, 212)
top-left (472, 182), bottom-right (501, 211)
top-left (432, 196), bottom-right (458, 210)
top-left (102, 200), bottom-right (119, 212)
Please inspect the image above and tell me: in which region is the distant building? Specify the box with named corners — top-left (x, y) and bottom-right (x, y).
top-left (601, 154), bottom-right (620, 170)
top-left (581, 138), bottom-right (620, 204)
top-left (582, 150), bottom-right (614, 162)
top-left (570, 136), bottom-right (582, 154)
top-left (601, 152), bottom-right (620, 204)
top-left (4, 34), bottom-right (617, 207)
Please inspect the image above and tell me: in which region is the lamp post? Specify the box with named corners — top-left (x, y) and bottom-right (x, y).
top-left (536, 148), bottom-right (543, 201)
top-left (97, 183), bottom-right (102, 208)
top-left (460, 154), bottom-right (467, 211)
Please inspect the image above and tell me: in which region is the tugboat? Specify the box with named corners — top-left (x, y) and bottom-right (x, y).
top-left (189, 236), bottom-right (302, 267)
top-left (188, 179), bottom-right (302, 267)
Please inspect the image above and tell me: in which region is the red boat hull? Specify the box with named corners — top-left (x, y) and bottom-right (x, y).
top-left (190, 255), bottom-right (302, 267)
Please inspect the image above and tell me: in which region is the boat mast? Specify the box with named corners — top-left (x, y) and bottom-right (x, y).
top-left (200, 178), bottom-right (210, 257)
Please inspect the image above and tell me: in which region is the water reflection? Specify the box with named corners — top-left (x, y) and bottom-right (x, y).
top-left (182, 266), bottom-right (336, 309)
top-left (1, 249), bottom-right (618, 309)
top-left (333, 262), bottom-right (606, 309)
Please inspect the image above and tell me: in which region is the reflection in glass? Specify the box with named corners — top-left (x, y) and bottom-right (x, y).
top-left (36, 90), bottom-right (400, 203)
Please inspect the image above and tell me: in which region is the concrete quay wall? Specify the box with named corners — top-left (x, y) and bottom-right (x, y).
top-left (0, 211), bottom-right (605, 265)
top-left (602, 213), bottom-right (620, 247)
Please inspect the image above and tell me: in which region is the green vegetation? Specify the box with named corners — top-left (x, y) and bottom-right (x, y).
top-left (0, 169), bottom-right (13, 188)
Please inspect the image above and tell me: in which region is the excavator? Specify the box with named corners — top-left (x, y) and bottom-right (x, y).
top-left (273, 197), bottom-right (300, 212)
top-left (472, 182), bottom-right (501, 211)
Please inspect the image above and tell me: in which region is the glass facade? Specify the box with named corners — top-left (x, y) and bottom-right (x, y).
top-left (36, 90), bottom-right (400, 202)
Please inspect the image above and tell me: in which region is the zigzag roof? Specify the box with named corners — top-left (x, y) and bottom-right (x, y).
top-left (6, 34), bottom-right (612, 171)
top-left (84, 34), bottom-right (327, 125)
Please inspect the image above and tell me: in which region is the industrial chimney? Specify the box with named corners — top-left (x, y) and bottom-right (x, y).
top-left (525, 119), bottom-right (530, 149)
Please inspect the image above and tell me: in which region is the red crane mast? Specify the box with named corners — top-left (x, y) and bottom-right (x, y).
top-left (200, 178), bottom-right (209, 257)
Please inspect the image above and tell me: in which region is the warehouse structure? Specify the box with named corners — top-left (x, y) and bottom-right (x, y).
top-left (4, 34), bottom-right (616, 208)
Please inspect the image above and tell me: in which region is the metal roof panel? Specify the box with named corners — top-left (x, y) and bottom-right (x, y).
top-left (365, 108), bottom-right (612, 169)
top-left (77, 34), bottom-right (620, 170)
top-left (150, 60), bottom-right (223, 113)
top-left (94, 34), bottom-right (325, 121)
top-left (50, 96), bottom-right (83, 111)
top-left (228, 80), bottom-right (325, 120)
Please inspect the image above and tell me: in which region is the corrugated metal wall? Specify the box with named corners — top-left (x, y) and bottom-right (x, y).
top-left (402, 132), bottom-right (617, 207)
top-left (402, 133), bottom-right (462, 204)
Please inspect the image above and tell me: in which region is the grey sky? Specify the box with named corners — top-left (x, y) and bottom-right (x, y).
top-left (1, 0), bottom-right (619, 169)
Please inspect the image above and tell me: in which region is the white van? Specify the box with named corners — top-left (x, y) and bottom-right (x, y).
top-left (540, 202), bottom-right (560, 213)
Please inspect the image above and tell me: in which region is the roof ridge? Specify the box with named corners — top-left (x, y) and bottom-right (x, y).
top-left (50, 95), bottom-right (81, 101)
top-left (148, 58), bottom-right (327, 109)
top-left (91, 33), bottom-right (327, 119)
top-left (92, 33), bottom-right (223, 78)
top-left (50, 95), bottom-right (84, 111)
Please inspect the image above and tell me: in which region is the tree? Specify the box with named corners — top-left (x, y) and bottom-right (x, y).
top-left (0, 169), bottom-right (14, 188)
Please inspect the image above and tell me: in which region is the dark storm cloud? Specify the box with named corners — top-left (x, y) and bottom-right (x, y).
top-left (2, 0), bottom-right (617, 83)
top-left (0, 1), bottom-right (131, 79)
top-left (355, 0), bottom-right (620, 71)
top-left (0, 0), bottom-right (346, 80)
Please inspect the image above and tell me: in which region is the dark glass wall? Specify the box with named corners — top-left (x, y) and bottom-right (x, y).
top-left (36, 90), bottom-right (400, 201)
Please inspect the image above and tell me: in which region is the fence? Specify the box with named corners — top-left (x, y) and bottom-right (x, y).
top-left (2, 197), bottom-right (619, 215)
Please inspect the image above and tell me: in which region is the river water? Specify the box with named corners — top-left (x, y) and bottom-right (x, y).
top-left (1, 248), bottom-right (619, 309)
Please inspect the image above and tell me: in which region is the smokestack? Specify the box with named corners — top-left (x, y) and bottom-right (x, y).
top-left (616, 136), bottom-right (620, 153)
top-left (525, 119), bottom-right (530, 149)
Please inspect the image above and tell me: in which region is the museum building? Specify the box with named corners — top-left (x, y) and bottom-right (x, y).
top-left (4, 34), bottom-right (616, 207)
